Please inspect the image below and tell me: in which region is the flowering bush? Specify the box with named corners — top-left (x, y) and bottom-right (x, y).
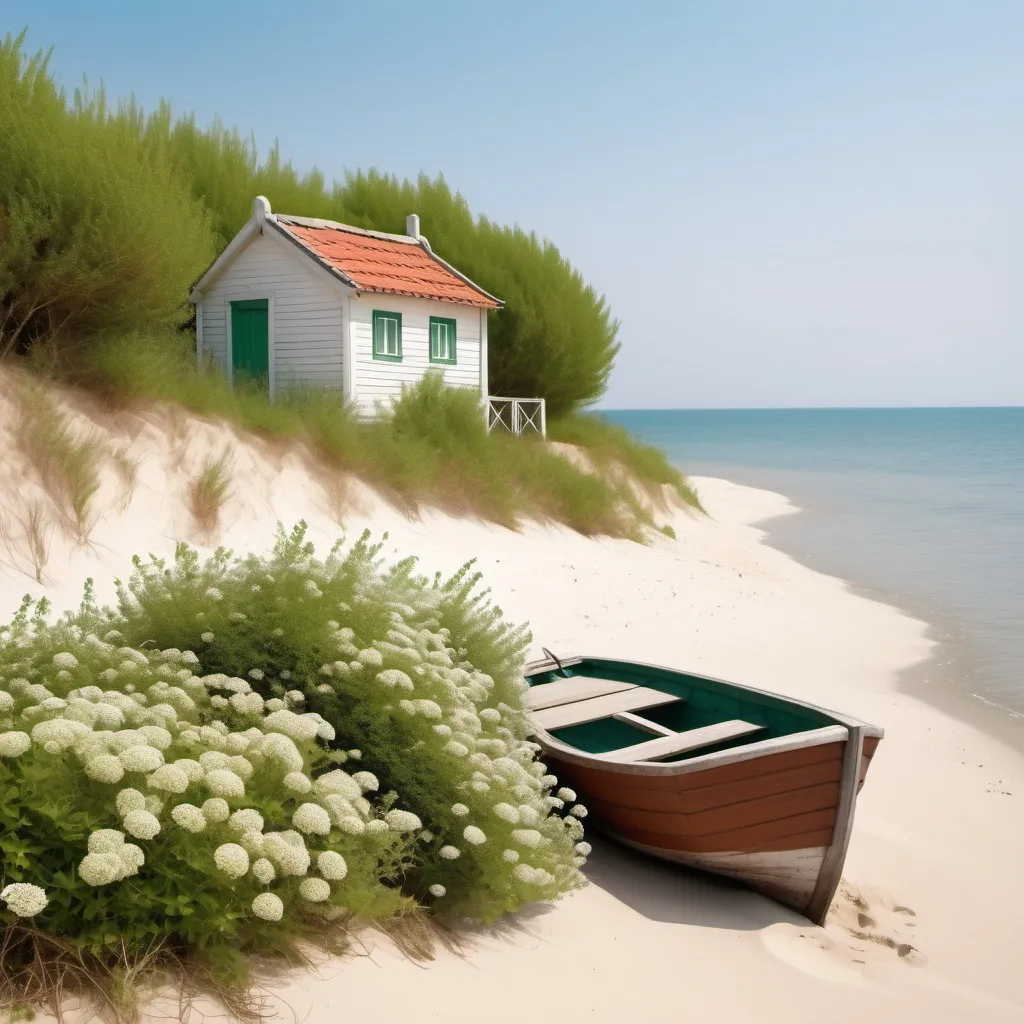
top-left (0, 524), bottom-right (587, 1003)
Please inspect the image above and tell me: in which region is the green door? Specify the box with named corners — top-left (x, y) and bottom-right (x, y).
top-left (231, 299), bottom-right (269, 388)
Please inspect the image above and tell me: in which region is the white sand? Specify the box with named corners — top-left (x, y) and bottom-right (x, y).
top-left (2, 397), bottom-right (1022, 1022)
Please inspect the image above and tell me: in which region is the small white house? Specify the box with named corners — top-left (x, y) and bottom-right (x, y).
top-left (189, 196), bottom-right (516, 422)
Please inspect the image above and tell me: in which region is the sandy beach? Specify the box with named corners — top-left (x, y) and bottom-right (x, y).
top-left (2, 413), bottom-right (1022, 1023)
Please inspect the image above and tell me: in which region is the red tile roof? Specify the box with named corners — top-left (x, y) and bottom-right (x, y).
top-left (274, 216), bottom-right (501, 309)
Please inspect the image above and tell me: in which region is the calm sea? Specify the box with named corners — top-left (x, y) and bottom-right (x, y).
top-left (605, 408), bottom-right (1024, 721)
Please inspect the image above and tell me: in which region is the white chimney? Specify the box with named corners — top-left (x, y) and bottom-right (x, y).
top-left (406, 213), bottom-right (420, 239)
top-left (253, 195), bottom-right (271, 232)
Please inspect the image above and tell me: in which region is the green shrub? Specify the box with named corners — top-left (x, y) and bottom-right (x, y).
top-left (334, 172), bottom-right (620, 416)
top-left (0, 527), bottom-right (588, 1007)
top-left (0, 32), bottom-right (214, 362)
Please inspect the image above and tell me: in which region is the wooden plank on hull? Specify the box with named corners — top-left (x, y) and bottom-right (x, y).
top-left (569, 758), bottom-right (844, 815)
top-left (554, 740), bottom-right (845, 794)
top-left (598, 720), bottom-right (764, 763)
top-left (532, 688), bottom-right (681, 731)
top-left (525, 677), bottom-right (637, 711)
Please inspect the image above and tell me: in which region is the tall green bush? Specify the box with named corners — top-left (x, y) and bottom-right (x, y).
top-left (0, 32), bottom-right (214, 362)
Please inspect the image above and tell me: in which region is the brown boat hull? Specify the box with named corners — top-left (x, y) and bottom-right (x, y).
top-left (543, 730), bottom-right (881, 923)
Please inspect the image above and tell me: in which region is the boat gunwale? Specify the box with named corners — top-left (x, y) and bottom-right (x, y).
top-left (523, 653), bottom-right (883, 777)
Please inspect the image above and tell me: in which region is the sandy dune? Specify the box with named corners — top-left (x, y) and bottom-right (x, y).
top-left (1, 402), bottom-right (1021, 1022)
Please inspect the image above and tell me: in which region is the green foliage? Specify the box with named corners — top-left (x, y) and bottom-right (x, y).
top-left (0, 527), bottom-right (589, 1007)
top-left (333, 171), bottom-right (619, 416)
top-left (549, 412), bottom-right (704, 510)
top-left (1, 30), bottom-right (616, 414)
top-left (0, 32), bottom-right (214, 361)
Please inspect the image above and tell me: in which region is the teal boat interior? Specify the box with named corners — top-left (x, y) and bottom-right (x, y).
top-left (524, 655), bottom-right (841, 764)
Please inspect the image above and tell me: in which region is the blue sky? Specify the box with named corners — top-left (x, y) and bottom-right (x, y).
top-left (7, 1), bottom-right (1022, 408)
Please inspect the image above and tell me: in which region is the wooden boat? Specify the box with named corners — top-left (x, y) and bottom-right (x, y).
top-left (524, 652), bottom-right (883, 924)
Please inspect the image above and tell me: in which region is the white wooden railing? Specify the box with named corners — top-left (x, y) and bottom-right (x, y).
top-left (486, 396), bottom-right (547, 438)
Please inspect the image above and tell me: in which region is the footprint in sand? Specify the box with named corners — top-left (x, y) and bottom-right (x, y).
top-left (830, 881), bottom-right (927, 967)
top-left (759, 881), bottom-right (925, 981)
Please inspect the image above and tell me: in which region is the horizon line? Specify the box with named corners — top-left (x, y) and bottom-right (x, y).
top-left (597, 404), bottom-right (1024, 413)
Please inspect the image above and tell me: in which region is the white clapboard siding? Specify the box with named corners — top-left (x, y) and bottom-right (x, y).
top-left (199, 231), bottom-right (344, 391)
top-left (349, 293), bottom-right (482, 417)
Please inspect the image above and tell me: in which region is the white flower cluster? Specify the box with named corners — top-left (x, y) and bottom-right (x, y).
top-left (1, 882), bottom-right (48, 916)
top-left (0, 537), bottom-right (589, 933)
top-left (0, 628), bottom-right (408, 934)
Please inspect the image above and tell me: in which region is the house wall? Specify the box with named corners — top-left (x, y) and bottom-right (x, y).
top-left (349, 292), bottom-right (484, 417)
top-left (197, 230), bottom-right (344, 393)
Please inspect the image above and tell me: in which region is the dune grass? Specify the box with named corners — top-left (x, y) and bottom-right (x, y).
top-left (547, 411), bottom-right (703, 511)
top-left (69, 330), bottom-right (680, 539)
top-left (0, 499), bottom-right (53, 583)
top-left (188, 450), bottom-right (233, 538)
top-left (9, 379), bottom-right (109, 542)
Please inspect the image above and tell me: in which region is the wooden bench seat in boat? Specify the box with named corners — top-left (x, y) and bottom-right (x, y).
top-left (531, 687), bottom-right (681, 731)
top-left (597, 719), bottom-right (765, 763)
top-left (525, 677), bottom-right (638, 711)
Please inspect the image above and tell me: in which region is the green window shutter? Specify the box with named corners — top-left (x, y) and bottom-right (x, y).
top-left (230, 299), bottom-right (270, 387)
top-left (372, 310), bottom-right (403, 362)
top-left (428, 316), bottom-right (457, 365)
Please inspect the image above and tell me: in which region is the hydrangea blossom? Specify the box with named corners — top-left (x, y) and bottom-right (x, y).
top-left (263, 833), bottom-right (311, 875)
top-left (574, 842), bottom-right (592, 857)
top-left (283, 771), bottom-right (312, 794)
top-left (116, 788), bottom-right (146, 816)
top-left (87, 829), bottom-right (126, 854)
top-left (317, 851), bottom-right (348, 881)
top-left (493, 802), bottom-right (520, 824)
top-left (315, 770), bottom-right (361, 800)
top-left (556, 787), bottom-right (576, 802)
top-left (229, 809), bottom-right (265, 834)
top-left (502, 849), bottom-right (520, 863)
top-left (569, 805), bottom-right (588, 819)
top-left (123, 810), bottom-right (161, 840)
top-left (1, 882), bottom-right (48, 917)
top-left (450, 803), bottom-right (469, 817)
top-left (251, 857), bottom-right (276, 884)
top-left (79, 853), bottom-right (124, 886)
top-left (463, 826), bottom-right (486, 845)
top-left (171, 803), bottom-right (207, 833)
top-left (202, 797), bottom-right (230, 823)
top-left (52, 652), bottom-right (79, 670)
top-left (428, 883), bottom-right (446, 897)
top-left (292, 803), bottom-right (331, 835)
top-left (84, 755), bottom-right (125, 784)
top-left (511, 829), bottom-right (543, 849)
top-left (352, 771), bottom-right (379, 792)
top-left (119, 745), bottom-right (165, 773)
top-left (299, 877), bottom-right (331, 902)
top-left (251, 892), bottom-right (284, 921)
top-left (147, 764), bottom-right (189, 793)
top-left (214, 843), bottom-right (250, 878)
top-left (385, 809), bottom-right (422, 832)
top-left (204, 769), bottom-right (246, 798)
top-left (439, 845), bottom-right (461, 860)
top-left (0, 732), bottom-right (31, 757)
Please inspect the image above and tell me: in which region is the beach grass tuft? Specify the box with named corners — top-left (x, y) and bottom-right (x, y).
top-left (9, 379), bottom-right (108, 542)
top-left (188, 449), bottom-right (232, 537)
